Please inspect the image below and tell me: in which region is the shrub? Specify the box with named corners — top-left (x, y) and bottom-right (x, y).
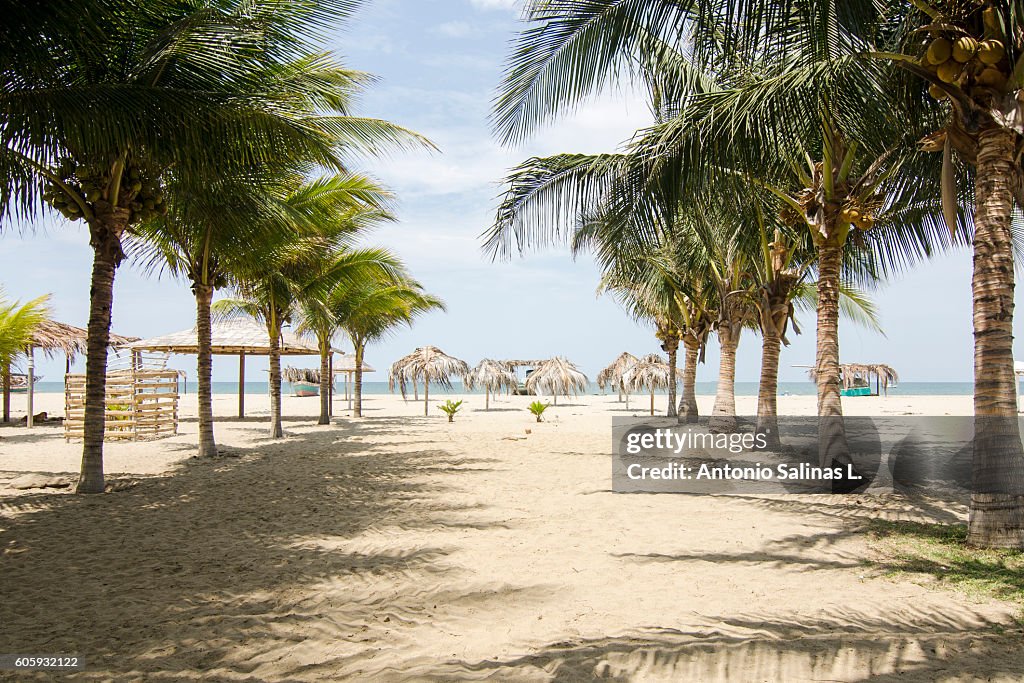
top-left (439, 399), bottom-right (463, 423)
top-left (528, 400), bottom-right (549, 422)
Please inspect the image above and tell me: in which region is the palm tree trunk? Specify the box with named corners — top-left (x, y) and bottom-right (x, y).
top-left (815, 238), bottom-right (847, 467)
top-left (968, 126), bottom-right (1024, 549)
top-left (268, 318), bottom-right (283, 438)
top-left (756, 330), bottom-right (782, 450)
top-left (678, 336), bottom-right (700, 423)
top-left (195, 284), bottom-right (217, 457)
top-left (354, 342), bottom-right (365, 418)
top-left (77, 210), bottom-right (128, 494)
top-left (663, 336), bottom-right (679, 418)
top-left (317, 340), bottom-right (330, 425)
top-left (709, 325), bottom-right (739, 432)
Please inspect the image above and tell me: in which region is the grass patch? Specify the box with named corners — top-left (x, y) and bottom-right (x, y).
top-left (866, 520), bottom-right (1024, 611)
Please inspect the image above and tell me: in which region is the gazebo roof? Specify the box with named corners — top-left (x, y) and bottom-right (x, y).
top-left (333, 355), bottom-right (375, 373)
top-left (31, 319), bottom-right (138, 359)
top-left (122, 318), bottom-right (321, 356)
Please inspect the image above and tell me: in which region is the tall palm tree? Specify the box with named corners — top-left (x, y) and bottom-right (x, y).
top-left (217, 239), bottom-right (402, 438)
top-left (1, 0), bottom-right (433, 493)
top-left (330, 277), bottom-right (445, 417)
top-left (878, 0), bottom-right (1024, 548)
top-left (492, 0), bottom-right (956, 461)
top-left (133, 173), bottom-right (397, 450)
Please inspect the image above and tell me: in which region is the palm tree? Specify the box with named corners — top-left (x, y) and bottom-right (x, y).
top-left (133, 172), bottom-right (398, 450)
top-left (878, 0), bottom-right (1024, 548)
top-left (331, 278), bottom-right (445, 417)
top-left (492, 1), bottom-right (955, 459)
top-left (0, 290), bottom-right (49, 424)
top-left (1, 0), bottom-right (435, 493)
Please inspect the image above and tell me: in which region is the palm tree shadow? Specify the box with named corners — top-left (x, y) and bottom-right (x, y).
top-left (0, 431), bottom-right (518, 679)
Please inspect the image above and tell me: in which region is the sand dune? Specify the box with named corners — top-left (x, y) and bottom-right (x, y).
top-left (1, 391), bottom-right (1020, 681)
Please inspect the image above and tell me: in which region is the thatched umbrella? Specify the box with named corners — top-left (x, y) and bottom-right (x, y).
top-left (525, 357), bottom-right (588, 405)
top-left (389, 345), bottom-right (469, 416)
top-left (464, 358), bottom-right (517, 410)
top-left (623, 353), bottom-right (683, 416)
top-left (807, 363), bottom-right (899, 396)
top-left (597, 351), bottom-right (638, 406)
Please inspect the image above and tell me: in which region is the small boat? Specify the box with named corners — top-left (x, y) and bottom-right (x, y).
top-left (6, 373), bottom-right (41, 394)
top-left (292, 381), bottom-right (319, 397)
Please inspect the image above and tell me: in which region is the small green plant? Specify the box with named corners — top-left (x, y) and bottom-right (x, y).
top-left (439, 399), bottom-right (463, 423)
top-left (528, 400), bottom-right (550, 422)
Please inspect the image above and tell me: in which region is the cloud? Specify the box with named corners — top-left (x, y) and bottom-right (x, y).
top-left (435, 20), bottom-right (473, 37)
top-left (468, 0), bottom-right (520, 10)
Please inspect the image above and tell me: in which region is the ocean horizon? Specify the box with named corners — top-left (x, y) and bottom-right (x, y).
top-left (26, 380), bottom-right (978, 396)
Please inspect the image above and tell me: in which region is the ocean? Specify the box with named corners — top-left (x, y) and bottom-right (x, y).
top-left (28, 380), bottom-right (977, 396)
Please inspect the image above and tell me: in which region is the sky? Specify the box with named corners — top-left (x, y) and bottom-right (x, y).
top-left (0, 0), bottom-right (1014, 385)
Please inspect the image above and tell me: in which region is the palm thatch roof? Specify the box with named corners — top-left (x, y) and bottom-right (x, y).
top-left (282, 367), bottom-right (319, 383)
top-left (807, 363), bottom-right (899, 391)
top-left (122, 318), bottom-right (320, 355)
top-left (622, 353), bottom-right (683, 393)
top-left (332, 355), bottom-right (375, 373)
top-left (30, 319), bottom-right (138, 360)
top-left (597, 352), bottom-right (638, 391)
top-left (389, 345), bottom-right (469, 397)
top-left (525, 357), bottom-right (589, 398)
top-left (464, 358), bottom-right (518, 393)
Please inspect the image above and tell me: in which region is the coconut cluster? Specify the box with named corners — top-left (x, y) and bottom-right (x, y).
top-left (921, 6), bottom-right (1012, 101)
top-left (839, 204), bottom-right (875, 231)
top-left (41, 157), bottom-right (166, 224)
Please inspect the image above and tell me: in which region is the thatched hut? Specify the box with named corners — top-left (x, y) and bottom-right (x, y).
top-left (597, 351), bottom-right (638, 405)
top-left (622, 353), bottom-right (683, 416)
top-left (525, 357), bottom-right (589, 405)
top-left (807, 362), bottom-right (899, 396)
top-left (389, 345), bottom-right (469, 416)
top-left (464, 359), bottom-right (518, 409)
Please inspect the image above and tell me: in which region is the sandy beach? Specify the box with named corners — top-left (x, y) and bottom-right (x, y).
top-left (2, 391), bottom-right (1022, 681)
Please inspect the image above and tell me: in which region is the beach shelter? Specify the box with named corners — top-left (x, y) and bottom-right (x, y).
top-left (622, 353), bottom-right (683, 416)
top-left (3, 319), bottom-right (136, 428)
top-left (464, 358), bottom-right (517, 409)
top-left (597, 351), bottom-right (638, 406)
top-left (389, 345), bottom-right (469, 416)
top-left (525, 357), bottom-right (589, 405)
top-left (122, 318), bottom-right (321, 417)
top-left (332, 354), bottom-right (375, 410)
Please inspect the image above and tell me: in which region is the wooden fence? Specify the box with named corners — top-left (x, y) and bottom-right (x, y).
top-left (64, 369), bottom-right (180, 441)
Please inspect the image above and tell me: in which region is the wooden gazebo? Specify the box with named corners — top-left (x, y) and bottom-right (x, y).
top-left (122, 318), bottom-right (323, 417)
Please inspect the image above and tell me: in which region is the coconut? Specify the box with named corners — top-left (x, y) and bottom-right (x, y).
top-left (928, 83), bottom-right (947, 99)
top-left (937, 60), bottom-right (962, 83)
top-left (855, 214), bottom-right (873, 230)
top-left (976, 67), bottom-right (1008, 90)
top-left (978, 40), bottom-right (1005, 65)
top-left (952, 37), bottom-right (979, 63)
top-left (927, 38), bottom-right (953, 65)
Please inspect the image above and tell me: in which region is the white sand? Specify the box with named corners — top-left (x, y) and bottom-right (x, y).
top-left (1, 390), bottom-right (1021, 681)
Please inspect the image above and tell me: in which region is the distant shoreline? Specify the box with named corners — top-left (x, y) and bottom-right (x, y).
top-left (21, 380), bottom-right (979, 396)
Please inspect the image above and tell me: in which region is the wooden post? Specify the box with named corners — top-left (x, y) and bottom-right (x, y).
top-left (2, 361), bottom-right (9, 423)
top-left (26, 347), bottom-right (34, 428)
top-left (238, 352), bottom-right (245, 418)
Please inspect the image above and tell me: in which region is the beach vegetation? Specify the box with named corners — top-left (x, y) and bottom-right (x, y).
top-left (528, 400), bottom-right (549, 422)
top-left (439, 399), bottom-right (464, 422)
